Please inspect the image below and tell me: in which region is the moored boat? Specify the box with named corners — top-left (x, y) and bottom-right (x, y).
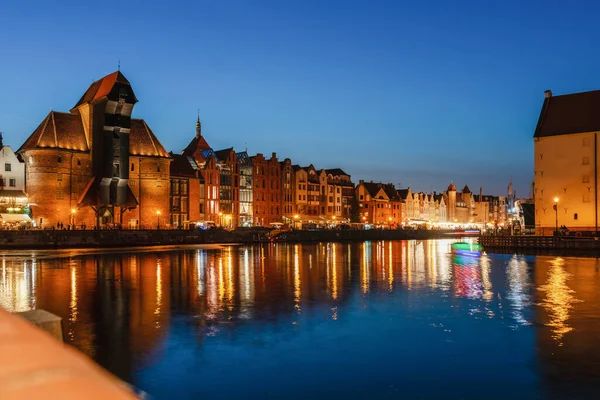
top-left (451, 242), bottom-right (483, 256)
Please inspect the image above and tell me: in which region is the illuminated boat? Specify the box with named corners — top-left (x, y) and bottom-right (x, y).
top-left (451, 242), bottom-right (483, 257)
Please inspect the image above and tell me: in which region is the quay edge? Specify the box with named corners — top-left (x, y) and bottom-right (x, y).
top-left (0, 229), bottom-right (478, 250)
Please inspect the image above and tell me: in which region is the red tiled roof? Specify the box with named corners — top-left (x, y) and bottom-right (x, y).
top-left (72, 71), bottom-right (137, 109)
top-left (130, 119), bottom-right (170, 158)
top-left (18, 112), bottom-right (88, 153)
top-left (18, 113), bottom-right (169, 158)
top-left (182, 136), bottom-right (212, 162)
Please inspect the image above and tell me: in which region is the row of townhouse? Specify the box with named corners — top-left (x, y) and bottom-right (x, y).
top-left (169, 121), bottom-right (356, 228)
top-left (356, 181), bottom-right (507, 226)
top-left (4, 71), bottom-right (508, 229)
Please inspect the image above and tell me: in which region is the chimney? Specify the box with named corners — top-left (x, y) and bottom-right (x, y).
top-left (545, 90), bottom-right (552, 98)
top-left (359, 179), bottom-right (364, 184)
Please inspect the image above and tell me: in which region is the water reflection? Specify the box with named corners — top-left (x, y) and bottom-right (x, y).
top-left (0, 241), bottom-right (599, 398)
top-left (537, 257), bottom-right (581, 344)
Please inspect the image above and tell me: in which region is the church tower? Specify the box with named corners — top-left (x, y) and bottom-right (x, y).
top-left (447, 182), bottom-right (457, 221)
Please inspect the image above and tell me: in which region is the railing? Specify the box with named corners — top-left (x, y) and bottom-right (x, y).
top-left (480, 235), bottom-right (600, 250)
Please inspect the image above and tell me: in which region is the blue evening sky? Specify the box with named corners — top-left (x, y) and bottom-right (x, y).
top-left (1, 0), bottom-right (599, 196)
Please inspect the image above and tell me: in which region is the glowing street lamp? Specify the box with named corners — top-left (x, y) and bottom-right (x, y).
top-left (553, 197), bottom-right (559, 233)
top-left (71, 208), bottom-right (77, 227)
top-left (156, 210), bottom-right (161, 230)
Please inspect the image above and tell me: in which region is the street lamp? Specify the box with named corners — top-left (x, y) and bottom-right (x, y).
top-left (156, 210), bottom-right (161, 230)
top-left (71, 208), bottom-right (77, 228)
top-left (553, 197), bottom-right (559, 234)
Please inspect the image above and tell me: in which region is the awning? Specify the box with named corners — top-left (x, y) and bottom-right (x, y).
top-left (0, 190), bottom-right (27, 199)
top-left (0, 213), bottom-right (32, 223)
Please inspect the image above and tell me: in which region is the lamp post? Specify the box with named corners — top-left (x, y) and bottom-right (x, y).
top-left (218, 211), bottom-right (223, 227)
top-left (156, 210), bottom-right (161, 230)
top-left (553, 197), bottom-right (559, 234)
top-left (71, 209), bottom-right (77, 229)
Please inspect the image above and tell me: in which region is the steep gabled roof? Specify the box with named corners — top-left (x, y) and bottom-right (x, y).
top-left (362, 182), bottom-right (397, 200)
top-left (170, 153), bottom-right (198, 177)
top-left (18, 113), bottom-right (169, 158)
top-left (397, 189), bottom-right (410, 199)
top-left (236, 151), bottom-right (251, 166)
top-left (462, 185), bottom-right (471, 194)
top-left (325, 168), bottom-right (348, 176)
top-left (18, 112), bottom-right (88, 153)
top-left (535, 90), bottom-right (600, 138)
top-left (129, 119), bottom-right (170, 158)
top-left (214, 147), bottom-right (234, 162)
top-left (73, 71), bottom-right (137, 109)
top-left (182, 135), bottom-right (212, 161)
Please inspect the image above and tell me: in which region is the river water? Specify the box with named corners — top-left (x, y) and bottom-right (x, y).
top-left (1, 240), bottom-right (599, 399)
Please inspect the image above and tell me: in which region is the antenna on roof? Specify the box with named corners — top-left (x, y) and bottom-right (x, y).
top-left (118, 58), bottom-right (121, 72)
top-left (245, 142), bottom-right (248, 152)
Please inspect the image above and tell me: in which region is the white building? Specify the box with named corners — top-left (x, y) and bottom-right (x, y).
top-left (0, 133), bottom-right (29, 225)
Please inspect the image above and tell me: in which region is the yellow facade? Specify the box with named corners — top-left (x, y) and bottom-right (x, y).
top-left (534, 132), bottom-right (598, 234)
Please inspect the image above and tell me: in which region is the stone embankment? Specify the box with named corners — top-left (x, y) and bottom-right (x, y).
top-left (479, 235), bottom-right (600, 254)
top-left (0, 228), bottom-right (473, 250)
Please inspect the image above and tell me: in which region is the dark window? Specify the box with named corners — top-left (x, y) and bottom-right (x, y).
top-left (131, 163), bottom-right (135, 171)
top-left (57, 156), bottom-right (62, 163)
top-left (4, 163), bottom-right (11, 171)
top-left (9, 179), bottom-right (15, 187)
top-left (574, 213), bottom-right (578, 220)
top-left (77, 159), bottom-right (81, 166)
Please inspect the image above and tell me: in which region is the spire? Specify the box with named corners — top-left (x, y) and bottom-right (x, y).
top-left (195, 110), bottom-right (201, 138)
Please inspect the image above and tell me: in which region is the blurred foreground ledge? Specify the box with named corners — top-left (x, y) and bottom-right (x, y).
top-left (0, 307), bottom-right (137, 399)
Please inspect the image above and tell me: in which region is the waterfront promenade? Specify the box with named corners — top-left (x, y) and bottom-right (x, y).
top-left (0, 228), bottom-right (476, 250)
